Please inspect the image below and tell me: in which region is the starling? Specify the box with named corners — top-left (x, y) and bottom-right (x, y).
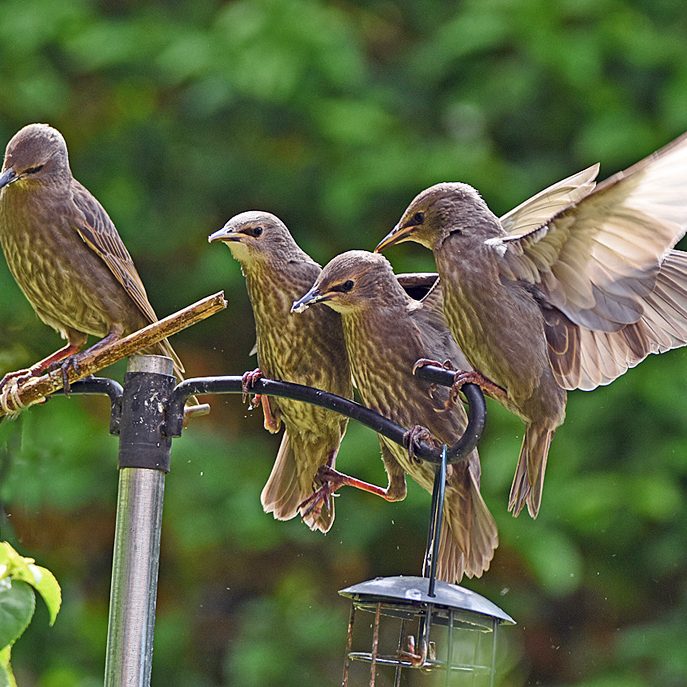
top-left (0, 123), bottom-right (186, 386)
top-left (376, 132), bottom-right (687, 518)
top-left (209, 212), bottom-right (352, 533)
top-left (292, 250), bottom-right (498, 583)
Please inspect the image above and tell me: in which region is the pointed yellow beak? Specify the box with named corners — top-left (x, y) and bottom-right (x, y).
top-left (291, 287), bottom-right (329, 314)
top-left (208, 227), bottom-right (241, 244)
top-left (374, 223), bottom-right (417, 253)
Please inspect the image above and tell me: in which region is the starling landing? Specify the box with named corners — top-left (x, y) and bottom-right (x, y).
top-left (376, 132), bottom-right (687, 518)
top-left (0, 123), bottom-right (185, 387)
top-left (209, 212), bottom-right (352, 533)
top-left (292, 250), bottom-right (498, 583)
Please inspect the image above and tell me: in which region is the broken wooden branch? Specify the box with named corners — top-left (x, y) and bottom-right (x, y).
top-left (0, 291), bottom-right (227, 419)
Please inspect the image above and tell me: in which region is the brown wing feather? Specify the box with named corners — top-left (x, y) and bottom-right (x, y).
top-left (493, 132), bottom-right (687, 333)
top-left (70, 180), bottom-right (185, 377)
top-left (544, 250), bottom-right (687, 390)
top-left (500, 163), bottom-right (599, 236)
top-left (70, 180), bottom-right (159, 325)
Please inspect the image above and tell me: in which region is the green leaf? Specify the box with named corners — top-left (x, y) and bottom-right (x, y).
top-left (26, 566), bottom-right (61, 626)
top-left (0, 646), bottom-right (15, 687)
top-left (0, 581), bottom-right (35, 649)
top-left (0, 543), bottom-right (60, 624)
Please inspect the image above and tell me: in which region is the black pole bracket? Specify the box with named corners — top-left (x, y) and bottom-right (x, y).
top-left (118, 369), bottom-right (175, 472)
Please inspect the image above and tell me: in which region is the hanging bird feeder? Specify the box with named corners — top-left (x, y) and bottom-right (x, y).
top-left (339, 447), bottom-right (515, 686)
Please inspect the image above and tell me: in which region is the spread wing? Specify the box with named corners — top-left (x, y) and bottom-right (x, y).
top-left (500, 163), bottom-right (599, 236)
top-left (543, 250), bottom-right (687, 390)
top-left (70, 180), bottom-right (159, 325)
top-left (488, 133), bottom-right (687, 390)
top-left (490, 133), bottom-right (687, 332)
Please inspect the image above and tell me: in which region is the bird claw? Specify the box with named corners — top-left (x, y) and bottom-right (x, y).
top-left (398, 635), bottom-right (435, 666)
top-left (411, 357), bottom-right (455, 375)
top-left (299, 466), bottom-right (339, 519)
top-left (447, 370), bottom-right (507, 408)
top-left (0, 368), bottom-right (32, 393)
top-left (403, 425), bottom-right (437, 463)
top-left (241, 368), bottom-right (264, 404)
top-left (47, 356), bottom-right (81, 394)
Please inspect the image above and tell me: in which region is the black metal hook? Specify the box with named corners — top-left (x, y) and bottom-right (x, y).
top-left (54, 377), bottom-right (124, 434)
top-left (165, 364), bottom-right (486, 465)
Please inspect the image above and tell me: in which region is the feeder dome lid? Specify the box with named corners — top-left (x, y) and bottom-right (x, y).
top-left (339, 576), bottom-right (515, 625)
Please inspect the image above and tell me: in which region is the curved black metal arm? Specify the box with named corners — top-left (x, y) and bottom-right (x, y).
top-left (54, 377), bottom-right (124, 434)
top-left (166, 365), bottom-right (486, 464)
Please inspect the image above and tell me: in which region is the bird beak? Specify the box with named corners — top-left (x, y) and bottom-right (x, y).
top-left (374, 222), bottom-right (416, 253)
top-left (208, 227), bottom-right (242, 244)
top-left (0, 168), bottom-right (18, 190)
top-left (291, 287), bottom-right (329, 314)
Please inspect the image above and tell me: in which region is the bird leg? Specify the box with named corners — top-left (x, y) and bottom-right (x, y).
top-left (0, 340), bottom-right (85, 392)
top-left (450, 369), bottom-right (507, 404)
top-left (297, 450), bottom-right (339, 520)
top-left (398, 634), bottom-right (436, 666)
top-left (258, 394), bottom-right (280, 433)
top-left (241, 368), bottom-right (280, 433)
top-left (413, 358), bottom-right (507, 407)
top-left (45, 331), bottom-right (120, 394)
top-left (299, 464), bottom-right (405, 519)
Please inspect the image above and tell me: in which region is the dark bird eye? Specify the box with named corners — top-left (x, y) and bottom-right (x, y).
top-left (25, 164), bottom-right (44, 175)
top-left (412, 211), bottom-right (425, 225)
top-left (251, 226), bottom-right (264, 237)
top-left (341, 279), bottom-right (354, 292)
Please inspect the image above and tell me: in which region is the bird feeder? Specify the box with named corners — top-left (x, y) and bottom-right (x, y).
top-left (339, 448), bottom-right (515, 686)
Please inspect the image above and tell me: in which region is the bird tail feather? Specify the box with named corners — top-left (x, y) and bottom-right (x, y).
top-left (508, 424), bottom-right (554, 518)
top-left (261, 432), bottom-right (335, 534)
top-left (156, 337), bottom-right (186, 381)
top-left (436, 457), bottom-right (498, 583)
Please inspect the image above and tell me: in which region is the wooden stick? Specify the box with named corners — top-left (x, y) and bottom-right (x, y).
top-left (0, 291), bottom-right (227, 418)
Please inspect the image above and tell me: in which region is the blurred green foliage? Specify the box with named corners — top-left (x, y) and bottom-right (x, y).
top-left (1, 0), bottom-right (687, 684)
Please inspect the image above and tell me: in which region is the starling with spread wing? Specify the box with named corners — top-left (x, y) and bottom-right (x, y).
top-left (376, 132), bottom-right (687, 518)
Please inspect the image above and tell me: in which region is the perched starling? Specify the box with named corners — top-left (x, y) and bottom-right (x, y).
top-left (292, 250), bottom-right (498, 583)
top-left (0, 123), bottom-right (185, 385)
top-left (376, 132), bottom-right (687, 518)
top-left (209, 212), bottom-right (352, 533)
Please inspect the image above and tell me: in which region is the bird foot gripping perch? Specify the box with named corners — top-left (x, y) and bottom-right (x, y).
top-left (241, 368), bottom-right (280, 433)
top-left (0, 292), bottom-right (227, 421)
top-left (413, 358), bottom-right (507, 409)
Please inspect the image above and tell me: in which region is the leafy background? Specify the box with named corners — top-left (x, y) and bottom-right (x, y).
top-left (1, 0), bottom-right (687, 685)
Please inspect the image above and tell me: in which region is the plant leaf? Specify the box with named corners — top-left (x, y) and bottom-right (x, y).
top-left (0, 581), bottom-right (35, 649)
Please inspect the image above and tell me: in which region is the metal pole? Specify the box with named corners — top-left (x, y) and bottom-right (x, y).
top-left (104, 355), bottom-right (175, 687)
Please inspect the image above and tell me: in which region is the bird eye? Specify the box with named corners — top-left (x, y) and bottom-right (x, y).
top-left (25, 164), bottom-right (44, 175)
top-left (412, 211), bottom-right (425, 225)
top-left (251, 226), bottom-right (264, 237)
top-left (341, 279), bottom-right (354, 292)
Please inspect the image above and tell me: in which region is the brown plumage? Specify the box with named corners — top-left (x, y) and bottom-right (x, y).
top-left (376, 132), bottom-right (687, 518)
top-left (209, 211), bottom-right (352, 533)
top-left (0, 123), bottom-right (185, 384)
top-left (292, 250), bottom-right (498, 583)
